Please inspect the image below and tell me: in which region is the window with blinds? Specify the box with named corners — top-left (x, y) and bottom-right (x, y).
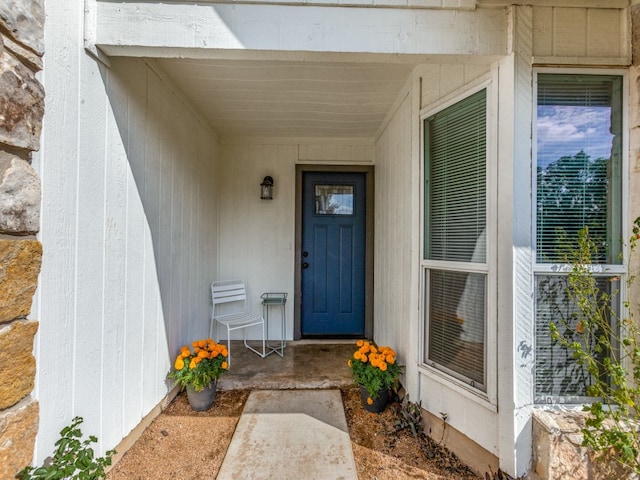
top-left (534, 73), bottom-right (624, 404)
top-left (536, 74), bottom-right (622, 264)
top-left (423, 88), bottom-right (487, 391)
top-left (425, 89), bottom-right (487, 263)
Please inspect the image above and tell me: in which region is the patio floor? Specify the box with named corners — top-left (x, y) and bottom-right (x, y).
top-left (217, 340), bottom-right (356, 391)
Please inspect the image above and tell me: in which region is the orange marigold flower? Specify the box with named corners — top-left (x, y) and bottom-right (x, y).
top-left (356, 340), bottom-right (364, 347)
top-left (175, 358), bottom-right (185, 370)
top-left (198, 350), bottom-right (208, 358)
top-left (192, 340), bottom-right (199, 348)
top-left (361, 354), bottom-right (368, 363)
top-left (359, 345), bottom-right (369, 354)
top-left (348, 359), bottom-right (352, 367)
top-left (222, 361), bottom-right (228, 370)
top-left (386, 355), bottom-right (395, 364)
top-left (379, 362), bottom-right (388, 371)
top-left (369, 345), bottom-right (378, 354)
top-left (198, 340), bottom-right (206, 348)
top-left (354, 351), bottom-right (362, 360)
top-left (189, 359), bottom-right (198, 369)
top-left (367, 397), bottom-right (373, 405)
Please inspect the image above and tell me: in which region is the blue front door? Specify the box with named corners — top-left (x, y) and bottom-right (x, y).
top-left (301, 172), bottom-right (366, 336)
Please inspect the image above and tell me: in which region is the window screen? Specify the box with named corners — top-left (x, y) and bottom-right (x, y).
top-left (535, 275), bottom-right (619, 403)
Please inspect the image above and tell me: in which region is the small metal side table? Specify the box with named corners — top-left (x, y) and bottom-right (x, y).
top-left (261, 292), bottom-right (288, 357)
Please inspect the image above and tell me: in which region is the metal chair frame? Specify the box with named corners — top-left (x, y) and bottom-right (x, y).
top-left (210, 280), bottom-right (266, 366)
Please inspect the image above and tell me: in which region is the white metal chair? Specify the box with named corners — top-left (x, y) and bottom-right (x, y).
top-left (210, 280), bottom-right (266, 366)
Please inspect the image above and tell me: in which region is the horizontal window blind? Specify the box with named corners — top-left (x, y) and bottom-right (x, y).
top-left (536, 74), bottom-right (622, 264)
top-left (425, 89), bottom-right (486, 263)
top-left (427, 269), bottom-right (486, 389)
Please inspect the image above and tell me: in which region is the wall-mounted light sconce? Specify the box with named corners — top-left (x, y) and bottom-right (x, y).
top-left (260, 176), bottom-right (274, 200)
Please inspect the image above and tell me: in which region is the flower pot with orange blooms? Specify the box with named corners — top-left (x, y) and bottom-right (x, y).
top-left (167, 339), bottom-right (229, 411)
top-left (348, 340), bottom-right (403, 413)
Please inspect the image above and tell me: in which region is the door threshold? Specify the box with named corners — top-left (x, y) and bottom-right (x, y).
top-left (292, 339), bottom-right (361, 345)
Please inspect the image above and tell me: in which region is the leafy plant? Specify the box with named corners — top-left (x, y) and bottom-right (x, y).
top-left (393, 394), bottom-right (423, 438)
top-left (167, 338), bottom-right (229, 392)
top-left (16, 416), bottom-right (115, 480)
top-left (348, 340), bottom-right (403, 401)
top-left (549, 218), bottom-right (640, 474)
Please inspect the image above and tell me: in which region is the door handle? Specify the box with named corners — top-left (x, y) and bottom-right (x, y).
top-left (302, 262), bottom-right (309, 269)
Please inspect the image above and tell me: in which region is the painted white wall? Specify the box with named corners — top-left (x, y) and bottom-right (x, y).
top-left (32, 0), bottom-right (220, 459)
top-left (372, 85), bottom-right (417, 385)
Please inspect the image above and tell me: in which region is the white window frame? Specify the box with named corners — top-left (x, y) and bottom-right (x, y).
top-left (532, 67), bottom-right (629, 404)
top-left (419, 73), bottom-right (498, 408)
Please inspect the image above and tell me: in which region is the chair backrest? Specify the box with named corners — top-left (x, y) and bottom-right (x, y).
top-left (211, 280), bottom-right (249, 318)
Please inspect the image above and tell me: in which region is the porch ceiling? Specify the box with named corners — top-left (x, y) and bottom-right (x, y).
top-left (154, 58), bottom-right (417, 139)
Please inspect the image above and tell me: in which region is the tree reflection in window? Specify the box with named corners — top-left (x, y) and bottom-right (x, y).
top-left (314, 184), bottom-right (354, 215)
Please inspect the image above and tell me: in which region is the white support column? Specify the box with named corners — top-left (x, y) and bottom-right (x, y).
top-left (496, 5), bottom-right (535, 477)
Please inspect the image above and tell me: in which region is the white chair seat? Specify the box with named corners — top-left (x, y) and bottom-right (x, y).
top-left (210, 280), bottom-right (266, 366)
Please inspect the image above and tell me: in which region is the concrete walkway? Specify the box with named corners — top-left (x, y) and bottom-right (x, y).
top-left (216, 390), bottom-right (358, 480)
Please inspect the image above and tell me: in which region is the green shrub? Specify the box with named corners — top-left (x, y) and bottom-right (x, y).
top-left (16, 416), bottom-right (115, 480)
top-left (550, 218), bottom-right (640, 474)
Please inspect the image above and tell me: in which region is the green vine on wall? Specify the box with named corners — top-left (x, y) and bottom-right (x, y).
top-left (550, 218), bottom-right (640, 474)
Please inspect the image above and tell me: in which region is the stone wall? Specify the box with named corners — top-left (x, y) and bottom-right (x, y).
top-left (0, 0), bottom-right (44, 478)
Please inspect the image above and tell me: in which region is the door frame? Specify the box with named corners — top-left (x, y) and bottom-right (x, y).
top-left (294, 164), bottom-right (374, 340)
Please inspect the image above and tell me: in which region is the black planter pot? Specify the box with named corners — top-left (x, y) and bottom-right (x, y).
top-left (186, 381), bottom-right (217, 411)
top-left (359, 385), bottom-right (389, 414)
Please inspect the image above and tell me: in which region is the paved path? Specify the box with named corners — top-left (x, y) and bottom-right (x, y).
top-left (216, 390), bottom-right (358, 480)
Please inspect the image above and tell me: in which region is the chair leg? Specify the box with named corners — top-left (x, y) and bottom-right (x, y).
top-left (243, 324), bottom-right (266, 359)
top-left (226, 325), bottom-right (232, 367)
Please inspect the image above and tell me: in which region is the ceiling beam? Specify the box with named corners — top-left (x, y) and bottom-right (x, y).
top-left (95, 2), bottom-right (508, 60)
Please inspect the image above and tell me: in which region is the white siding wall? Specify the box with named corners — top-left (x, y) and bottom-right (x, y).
top-left (372, 88), bottom-right (417, 385)
top-left (33, 1), bottom-right (220, 460)
top-left (532, 6), bottom-right (629, 63)
top-left (218, 140), bottom-right (374, 340)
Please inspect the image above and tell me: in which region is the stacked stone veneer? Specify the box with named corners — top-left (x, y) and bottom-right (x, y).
top-left (532, 409), bottom-right (637, 480)
top-left (0, 0), bottom-right (44, 478)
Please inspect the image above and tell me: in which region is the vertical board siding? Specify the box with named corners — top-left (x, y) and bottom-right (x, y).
top-left (420, 64), bottom-right (492, 111)
top-left (532, 6), bottom-right (627, 59)
top-left (373, 93), bottom-right (412, 360)
top-left (35, 23), bottom-right (220, 461)
top-left (32, 0), bottom-right (82, 458)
